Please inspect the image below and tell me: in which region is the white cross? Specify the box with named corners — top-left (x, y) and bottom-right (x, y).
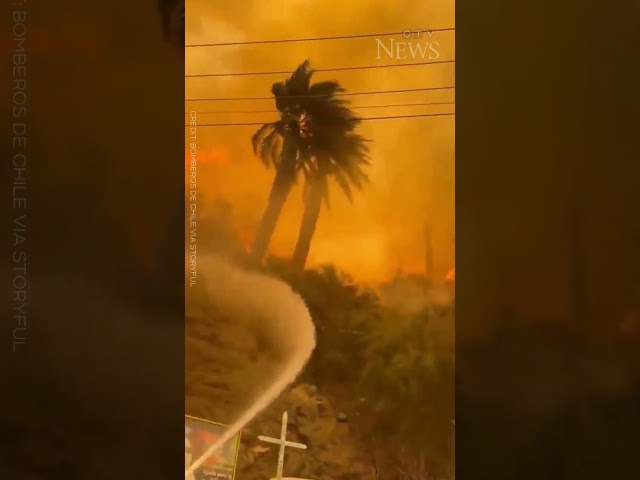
top-left (258, 411), bottom-right (307, 480)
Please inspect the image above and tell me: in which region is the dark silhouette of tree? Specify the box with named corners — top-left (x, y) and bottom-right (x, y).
top-left (292, 127), bottom-right (369, 269)
top-left (249, 61), bottom-right (369, 267)
top-left (249, 62), bottom-right (311, 262)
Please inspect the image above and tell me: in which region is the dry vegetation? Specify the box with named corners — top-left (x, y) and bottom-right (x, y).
top-left (185, 233), bottom-right (455, 480)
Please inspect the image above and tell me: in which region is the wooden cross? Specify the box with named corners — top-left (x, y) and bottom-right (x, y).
top-left (258, 411), bottom-right (307, 480)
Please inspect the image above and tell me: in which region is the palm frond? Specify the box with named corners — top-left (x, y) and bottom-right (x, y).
top-left (296, 147), bottom-right (312, 176)
top-left (342, 160), bottom-right (369, 190)
top-left (333, 168), bottom-right (354, 204)
top-left (259, 129), bottom-right (279, 167)
top-left (309, 105), bottom-right (361, 141)
top-left (286, 60), bottom-right (313, 97)
top-left (308, 80), bottom-right (345, 98)
top-left (319, 173), bottom-right (330, 208)
top-left (325, 133), bottom-right (370, 194)
top-left (270, 134), bottom-right (283, 167)
top-left (251, 123), bottom-right (276, 155)
top-left (271, 81), bottom-right (290, 113)
top-left (272, 60), bottom-right (314, 114)
top-left (252, 122), bottom-right (287, 168)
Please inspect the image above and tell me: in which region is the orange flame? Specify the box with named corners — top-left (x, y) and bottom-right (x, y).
top-left (445, 267), bottom-right (455, 283)
top-left (235, 228), bottom-right (253, 250)
top-left (185, 147), bottom-right (229, 166)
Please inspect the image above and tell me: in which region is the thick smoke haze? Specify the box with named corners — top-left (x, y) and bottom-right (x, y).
top-left (185, 0), bottom-right (455, 282)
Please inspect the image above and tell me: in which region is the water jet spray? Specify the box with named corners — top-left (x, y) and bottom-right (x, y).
top-left (186, 256), bottom-right (316, 477)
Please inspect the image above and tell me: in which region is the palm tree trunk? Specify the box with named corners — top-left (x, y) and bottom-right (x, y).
top-left (292, 180), bottom-right (323, 270)
top-left (250, 165), bottom-right (294, 263)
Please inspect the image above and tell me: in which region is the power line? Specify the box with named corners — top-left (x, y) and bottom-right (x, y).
top-left (185, 112), bottom-right (455, 127)
top-left (186, 59), bottom-right (454, 78)
top-left (185, 27), bottom-right (455, 48)
top-left (185, 85), bottom-right (455, 102)
top-left (186, 101), bottom-right (455, 115)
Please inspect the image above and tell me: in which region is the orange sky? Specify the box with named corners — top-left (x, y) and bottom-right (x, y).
top-left (185, 0), bottom-right (455, 283)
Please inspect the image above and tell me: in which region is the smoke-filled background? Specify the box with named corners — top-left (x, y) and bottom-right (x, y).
top-left (184, 2), bottom-right (456, 479)
top-left (185, 0), bottom-right (455, 282)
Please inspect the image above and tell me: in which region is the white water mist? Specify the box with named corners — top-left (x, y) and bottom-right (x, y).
top-left (186, 256), bottom-right (316, 477)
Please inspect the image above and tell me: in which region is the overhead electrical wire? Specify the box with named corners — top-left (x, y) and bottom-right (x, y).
top-left (186, 59), bottom-right (454, 78)
top-left (185, 86), bottom-right (455, 102)
top-left (185, 101), bottom-right (455, 115)
top-left (184, 30), bottom-right (455, 126)
top-left (186, 27), bottom-right (455, 48)
top-left (185, 112), bottom-right (455, 127)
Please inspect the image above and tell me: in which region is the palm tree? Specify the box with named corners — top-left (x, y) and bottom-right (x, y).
top-left (250, 60), bottom-right (370, 266)
top-left (292, 131), bottom-right (370, 269)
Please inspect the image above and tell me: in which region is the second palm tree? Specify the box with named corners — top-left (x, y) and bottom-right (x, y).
top-left (250, 60), bottom-right (370, 269)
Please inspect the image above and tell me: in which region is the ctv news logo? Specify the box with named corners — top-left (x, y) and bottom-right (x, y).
top-left (375, 29), bottom-right (440, 60)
